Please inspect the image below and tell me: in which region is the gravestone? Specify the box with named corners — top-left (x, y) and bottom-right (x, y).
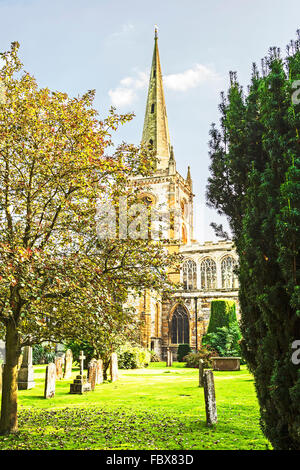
top-left (88, 359), bottom-right (97, 391)
top-left (166, 348), bottom-right (173, 367)
top-left (110, 353), bottom-right (118, 382)
top-left (211, 357), bottom-right (241, 371)
top-left (18, 346), bottom-right (35, 390)
top-left (96, 359), bottom-right (103, 385)
top-left (0, 340), bottom-right (5, 363)
top-left (69, 350), bottom-right (91, 394)
top-left (63, 349), bottom-right (73, 379)
top-left (55, 357), bottom-right (63, 380)
top-left (44, 362), bottom-right (56, 398)
top-left (199, 359), bottom-right (204, 387)
top-left (203, 370), bottom-right (217, 427)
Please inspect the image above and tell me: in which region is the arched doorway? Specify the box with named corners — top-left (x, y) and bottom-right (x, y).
top-left (170, 304), bottom-right (190, 345)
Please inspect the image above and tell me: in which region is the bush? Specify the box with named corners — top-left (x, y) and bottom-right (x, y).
top-left (202, 324), bottom-right (243, 360)
top-left (207, 300), bottom-right (238, 334)
top-left (118, 343), bottom-right (151, 369)
top-left (65, 340), bottom-right (95, 368)
top-left (184, 345), bottom-right (218, 368)
top-left (32, 344), bottom-right (56, 365)
top-left (177, 344), bottom-right (192, 362)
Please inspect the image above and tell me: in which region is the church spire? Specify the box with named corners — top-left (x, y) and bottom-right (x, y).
top-left (142, 27), bottom-right (171, 170)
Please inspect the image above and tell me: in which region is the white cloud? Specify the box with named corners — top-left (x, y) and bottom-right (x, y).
top-left (108, 87), bottom-right (136, 107)
top-left (164, 64), bottom-right (220, 92)
top-left (108, 70), bottom-right (148, 107)
top-left (108, 64), bottom-right (221, 108)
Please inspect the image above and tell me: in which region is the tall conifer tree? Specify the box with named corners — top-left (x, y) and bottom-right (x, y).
top-left (207, 32), bottom-right (300, 449)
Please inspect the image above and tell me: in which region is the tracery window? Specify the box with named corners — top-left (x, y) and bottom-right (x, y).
top-left (182, 259), bottom-right (197, 290)
top-left (200, 258), bottom-right (217, 289)
top-left (171, 305), bottom-right (189, 344)
top-left (221, 256), bottom-right (238, 289)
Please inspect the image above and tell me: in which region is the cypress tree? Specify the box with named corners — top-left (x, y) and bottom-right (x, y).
top-left (206, 32), bottom-right (300, 449)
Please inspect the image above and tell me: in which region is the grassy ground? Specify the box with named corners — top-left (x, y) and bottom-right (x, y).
top-left (0, 362), bottom-right (270, 450)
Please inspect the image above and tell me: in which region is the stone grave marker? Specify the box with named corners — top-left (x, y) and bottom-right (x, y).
top-left (203, 369), bottom-right (217, 427)
top-left (18, 346), bottom-right (35, 390)
top-left (63, 349), bottom-right (73, 379)
top-left (88, 359), bottom-right (97, 391)
top-left (44, 362), bottom-right (56, 399)
top-left (55, 357), bottom-right (63, 380)
top-left (110, 353), bottom-right (118, 382)
top-left (69, 350), bottom-right (91, 394)
top-left (199, 359), bottom-right (204, 387)
top-left (96, 359), bottom-right (103, 384)
top-left (166, 348), bottom-right (173, 367)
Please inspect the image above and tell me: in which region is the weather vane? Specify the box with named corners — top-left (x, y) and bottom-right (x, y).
top-left (154, 25), bottom-right (158, 38)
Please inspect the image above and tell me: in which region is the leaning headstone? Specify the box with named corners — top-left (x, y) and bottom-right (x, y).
top-left (199, 359), bottom-right (204, 387)
top-left (110, 353), bottom-right (118, 382)
top-left (18, 346), bottom-right (35, 390)
top-left (88, 359), bottom-right (97, 391)
top-left (166, 348), bottom-right (173, 367)
top-left (203, 370), bottom-right (217, 427)
top-left (0, 340), bottom-right (5, 363)
top-left (69, 350), bottom-right (91, 394)
top-left (63, 349), bottom-right (73, 379)
top-left (44, 362), bottom-right (56, 399)
top-left (96, 359), bottom-right (103, 384)
top-left (55, 357), bottom-right (63, 380)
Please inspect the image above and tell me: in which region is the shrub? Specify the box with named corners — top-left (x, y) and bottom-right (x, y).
top-left (184, 345), bottom-right (218, 368)
top-left (65, 340), bottom-right (95, 368)
top-left (202, 324), bottom-right (243, 360)
top-left (32, 344), bottom-right (56, 365)
top-left (118, 343), bottom-right (151, 369)
top-left (207, 300), bottom-right (238, 334)
top-left (177, 344), bottom-right (192, 362)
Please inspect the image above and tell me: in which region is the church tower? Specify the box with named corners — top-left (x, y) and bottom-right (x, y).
top-left (132, 27), bottom-right (194, 248)
top-left (130, 28), bottom-right (195, 354)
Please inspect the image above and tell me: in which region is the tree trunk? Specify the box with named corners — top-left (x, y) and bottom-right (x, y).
top-left (0, 322), bottom-right (21, 434)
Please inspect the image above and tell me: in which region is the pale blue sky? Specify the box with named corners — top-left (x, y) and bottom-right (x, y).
top-left (0, 0), bottom-right (299, 241)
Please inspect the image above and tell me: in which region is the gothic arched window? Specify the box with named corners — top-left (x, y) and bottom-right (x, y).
top-left (182, 259), bottom-right (197, 290)
top-left (221, 256), bottom-right (238, 289)
top-left (171, 305), bottom-right (189, 344)
top-left (200, 258), bottom-right (217, 289)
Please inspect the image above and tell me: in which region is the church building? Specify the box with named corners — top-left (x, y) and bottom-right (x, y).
top-left (130, 29), bottom-right (239, 360)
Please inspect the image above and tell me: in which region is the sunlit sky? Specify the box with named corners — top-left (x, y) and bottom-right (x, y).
top-left (0, 0), bottom-right (299, 241)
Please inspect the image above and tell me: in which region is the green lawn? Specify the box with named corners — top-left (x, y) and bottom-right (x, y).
top-left (0, 362), bottom-right (271, 450)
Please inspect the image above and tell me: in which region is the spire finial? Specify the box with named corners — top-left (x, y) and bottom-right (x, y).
top-left (154, 25), bottom-right (158, 39)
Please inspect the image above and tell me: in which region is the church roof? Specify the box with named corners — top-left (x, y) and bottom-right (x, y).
top-left (142, 27), bottom-right (171, 170)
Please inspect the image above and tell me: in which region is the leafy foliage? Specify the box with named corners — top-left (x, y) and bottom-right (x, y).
top-left (117, 343), bottom-right (150, 369)
top-left (202, 324), bottom-right (242, 359)
top-left (177, 344), bottom-right (192, 362)
top-left (206, 31), bottom-right (300, 449)
top-left (32, 344), bottom-right (56, 365)
top-left (206, 300), bottom-right (238, 334)
top-left (184, 345), bottom-right (218, 368)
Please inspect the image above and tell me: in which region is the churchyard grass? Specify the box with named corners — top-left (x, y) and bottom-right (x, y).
top-left (0, 363), bottom-right (270, 450)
